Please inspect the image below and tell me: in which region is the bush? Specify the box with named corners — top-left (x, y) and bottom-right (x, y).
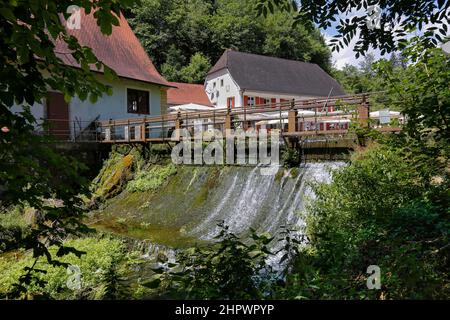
top-left (144, 223), bottom-right (301, 299)
top-left (278, 143), bottom-right (450, 299)
top-left (0, 237), bottom-right (131, 299)
top-left (282, 148), bottom-right (301, 168)
top-left (126, 163), bottom-right (177, 193)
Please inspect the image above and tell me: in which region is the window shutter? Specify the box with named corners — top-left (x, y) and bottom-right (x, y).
top-left (271, 98), bottom-right (276, 108)
top-left (244, 96), bottom-right (248, 107)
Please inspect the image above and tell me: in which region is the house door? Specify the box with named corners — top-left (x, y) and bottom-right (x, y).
top-left (46, 92), bottom-right (70, 140)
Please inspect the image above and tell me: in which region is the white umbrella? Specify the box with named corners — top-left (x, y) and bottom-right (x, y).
top-left (169, 103), bottom-right (214, 112)
top-left (323, 119), bottom-right (351, 124)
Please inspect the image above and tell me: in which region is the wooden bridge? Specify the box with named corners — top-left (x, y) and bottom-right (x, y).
top-left (94, 93), bottom-right (400, 145)
top-left (38, 93), bottom-right (401, 146)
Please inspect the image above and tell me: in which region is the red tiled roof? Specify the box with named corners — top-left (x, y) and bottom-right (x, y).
top-left (55, 9), bottom-right (171, 87)
top-left (167, 82), bottom-right (213, 106)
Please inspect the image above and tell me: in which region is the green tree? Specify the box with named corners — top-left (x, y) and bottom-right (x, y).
top-left (375, 40), bottom-right (450, 142)
top-left (128, 0), bottom-right (333, 82)
top-left (179, 53), bottom-right (212, 84)
top-left (0, 0), bottom-right (136, 296)
top-left (160, 45), bottom-right (188, 82)
top-left (332, 53), bottom-right (386, 109)
top-left (128, 0), bottom-right (213, 72)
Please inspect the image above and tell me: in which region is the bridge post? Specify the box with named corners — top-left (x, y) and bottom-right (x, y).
top-left (288, 99), bottom-right (299, 149)
top-left (135, 125), bottom-right (141, 142)
top-left (105, 127), bottom-right (111, 142)
top-left (174, 111), bottom-right (181, 141)
top-left (288, 99), bottom-right (298, 133)
top-left (225, 106), bottom-right (232, 135)
top-left (125, 119), bottom-right (130, 142)
top-left (358, 95), bottom-right (370, 127)
top-left (140, 117), bottom-right (146, 142)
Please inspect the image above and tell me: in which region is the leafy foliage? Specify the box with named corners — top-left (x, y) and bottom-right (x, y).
top-left (0, 0), bottom-right (137, 296)
top-left (282, 148), bottom-right (301, 168)
top-left (256, 0), bottom-right (450, 56)
top-left (145, 223), bottom-right (302, 299)
top-left (162, 52), bottom-right (212, 84)
top-left (285, 144), bottom-right (449, 299)
top-left (374, 40), bottom-right (450, 143)
top-left (0, 237), bottom-right (131, 300)
top-left (127, 0), bottom-right (333, 82)
top-left (127, 163), bottom-right (177, 193)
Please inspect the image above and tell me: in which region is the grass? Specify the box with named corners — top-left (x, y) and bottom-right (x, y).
top-left (0, 236), bottom-right (130, 300)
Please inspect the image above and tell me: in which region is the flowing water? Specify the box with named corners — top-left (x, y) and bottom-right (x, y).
top-left (92, 162), bottom-right (343, 268)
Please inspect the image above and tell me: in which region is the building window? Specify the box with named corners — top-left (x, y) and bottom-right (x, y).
top-left (213, 82), bottom-right (216, 89)
top-left (247, 96), bottom-right (255, 107)
top-left (220, 79), bottom-right (224, 87)
top-left (227, 97), bottom-right (235, 108)
top-left (127, 89), bottom-right (149, 114)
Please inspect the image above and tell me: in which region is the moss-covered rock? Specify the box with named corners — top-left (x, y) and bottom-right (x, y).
top-left (90, 146), bottom-right (142, 203)
top-left (127, 163), bottom-right (177, 193)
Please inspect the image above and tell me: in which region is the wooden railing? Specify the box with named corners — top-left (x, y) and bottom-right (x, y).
top-left (96, 93), bottom-right (400, 144)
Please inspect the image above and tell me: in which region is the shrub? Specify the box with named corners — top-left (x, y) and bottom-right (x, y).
top-left (279, 143), bottom-right (450, 299)
top-left (282, 148), bottom-right (301, 168)
top-left (0, 237), bottom-right (130, 299)
top-left (126, 163), bottom-right (177, 193)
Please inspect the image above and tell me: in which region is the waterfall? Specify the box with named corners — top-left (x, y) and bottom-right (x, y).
top-left (189, 162), bottom-right (343, 241)
top-left (187, 162), bottom-right (343, 271)
top-left (96, 161), bottom-right (343, 259)
top-left (94, 161), bottom-right (344, 277)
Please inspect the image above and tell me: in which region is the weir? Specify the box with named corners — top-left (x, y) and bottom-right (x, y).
top-left (92, 162), bottom-right (343, 249)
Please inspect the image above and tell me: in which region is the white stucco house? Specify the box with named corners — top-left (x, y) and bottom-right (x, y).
top-left (11, 9), bottom-right (172, 140)
top-left (204, 49), bottom-right (347, 131)
top-left (205, 49), bottom-right (346, 110)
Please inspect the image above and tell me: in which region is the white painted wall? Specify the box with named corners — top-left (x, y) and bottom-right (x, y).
top-left (205, 69), bottom-right (327, 109)
top-left (10, 74), bottom-right (163, 139)
top-left (70, 76), bottom-right (162, 123)
top-left (10, 101), bottom-right (45, 124)
top-left (205, 69), bottom-right (241, 108)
